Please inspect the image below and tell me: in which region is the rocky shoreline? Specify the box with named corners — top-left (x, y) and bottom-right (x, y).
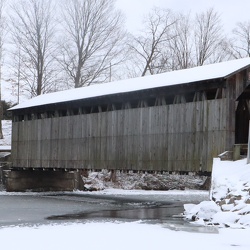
top-left (81, 170), bottom-right (210, 191)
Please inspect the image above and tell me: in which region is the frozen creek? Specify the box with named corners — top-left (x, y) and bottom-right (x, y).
top-left (0, 190), bottom-right (213, 233)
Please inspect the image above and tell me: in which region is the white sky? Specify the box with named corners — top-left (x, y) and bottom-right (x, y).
top-left (116, 0), bottom-right (250, 33)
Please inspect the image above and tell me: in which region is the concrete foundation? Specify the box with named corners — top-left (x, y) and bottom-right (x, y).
top-left (3, 169), bottom-right (85, 192)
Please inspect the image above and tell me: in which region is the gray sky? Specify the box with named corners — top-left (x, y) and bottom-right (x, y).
top-left (116, 0), bottom-right (250, 33)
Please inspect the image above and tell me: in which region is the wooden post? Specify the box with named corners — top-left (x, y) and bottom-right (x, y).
top-left (247, 121), bottom-right (250, 164)
top-left (233, 144), bottom-right (241, 161)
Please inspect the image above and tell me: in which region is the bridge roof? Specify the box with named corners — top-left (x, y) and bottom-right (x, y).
top-left (10, 57), bottom-right (250, 111)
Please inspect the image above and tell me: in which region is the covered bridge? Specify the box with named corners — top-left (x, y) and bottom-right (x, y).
top-left (7, 57), bottom-right (250, 191)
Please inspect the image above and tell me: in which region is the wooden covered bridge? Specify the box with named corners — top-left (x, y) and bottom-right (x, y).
top-left (6, 57), bottom-right (250, 191)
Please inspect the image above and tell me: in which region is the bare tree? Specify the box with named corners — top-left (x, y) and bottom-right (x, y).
top-left (8, 46), bottom-right (28, 103)
top-left (59, 0), bottom-right (126, 88)
top-left (168, 13), bottom-right (194, 70)
top-left (0, 0), bottom-right (6, 139)
top-left (9, 0), bottom-right (59, 97)
top-left (129, 8), bottom-right (177, 76)
top-left (126, 7), bottom-right (231, 78)
top-left (229, 21), bottom-right (250, 59)
top-left (194, 8), bottom-right (225, 66)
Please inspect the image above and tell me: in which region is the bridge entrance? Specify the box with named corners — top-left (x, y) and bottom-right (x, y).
top-left (235, 99), bottom-right (250, 144)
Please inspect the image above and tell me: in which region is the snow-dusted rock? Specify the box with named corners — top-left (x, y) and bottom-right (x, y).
top-left (211, 211), bottom-right (240, 225)
top-left (184, 201), bottom-right (221, 221)
top-left (237, 214), bottom-right (250, 226)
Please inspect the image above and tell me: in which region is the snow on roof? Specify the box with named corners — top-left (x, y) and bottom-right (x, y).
top-left (10, 57), bottom-right (250, 111)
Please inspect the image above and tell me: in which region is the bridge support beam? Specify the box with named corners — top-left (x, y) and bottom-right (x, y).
top-left (3, 169), bottom-right (85, 192)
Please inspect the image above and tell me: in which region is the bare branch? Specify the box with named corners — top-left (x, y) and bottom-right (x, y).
top-left (128, 7), bottom-right (177, 77)
top-left (194, 8), bottom-right (225, 66)
top-left (9, 0), bottom-right (59, 97)
top-left (58, 0), bottom-right (126, 88)
top-left (229, 21), bottom-right (250, 58)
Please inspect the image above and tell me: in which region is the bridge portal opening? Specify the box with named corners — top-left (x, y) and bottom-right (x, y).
top-left (235, 99), bottom-right (250, 144)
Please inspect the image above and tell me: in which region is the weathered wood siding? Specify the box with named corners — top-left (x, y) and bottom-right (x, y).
top-left (12, 99), bottom-right (228, 172)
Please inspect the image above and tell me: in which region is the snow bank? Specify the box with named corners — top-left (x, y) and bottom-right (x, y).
top-left (184, 158), bottom-right (250, 228)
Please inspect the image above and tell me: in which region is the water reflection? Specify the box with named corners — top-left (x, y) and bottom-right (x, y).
top-left (47, 205), bottom-right (219, 234)
top-left (47, 205), bottom-right (181, 221)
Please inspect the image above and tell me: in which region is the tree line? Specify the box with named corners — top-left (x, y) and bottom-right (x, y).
top-left (0, 0), bottom-right (250, 99)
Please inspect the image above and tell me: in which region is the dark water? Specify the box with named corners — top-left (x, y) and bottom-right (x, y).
top-left (47, 204), bottom-right (181, 221)
top-left (46, 202), bottom-right (218, 233)
top-left (0, 191), bottom-right (217, 233)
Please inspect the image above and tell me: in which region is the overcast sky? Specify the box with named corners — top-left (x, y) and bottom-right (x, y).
top-left (116, 0), bottom-right (250, 33)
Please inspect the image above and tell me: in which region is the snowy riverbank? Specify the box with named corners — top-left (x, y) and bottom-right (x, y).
top-left (184, 158), bottom-right (250, 228)
top-left (0, 188), bottom-right (249, 250)
top-left (1, 162), bottom-right (250, 249)
top-left (81, 169), bottom-right (208, 191)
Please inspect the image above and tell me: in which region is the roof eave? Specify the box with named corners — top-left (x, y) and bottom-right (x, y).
top-left (224, 65), bottom-right (250, 79)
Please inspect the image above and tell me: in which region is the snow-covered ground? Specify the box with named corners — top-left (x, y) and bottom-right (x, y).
top-left (0, 221), bottom-right (250, 250)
